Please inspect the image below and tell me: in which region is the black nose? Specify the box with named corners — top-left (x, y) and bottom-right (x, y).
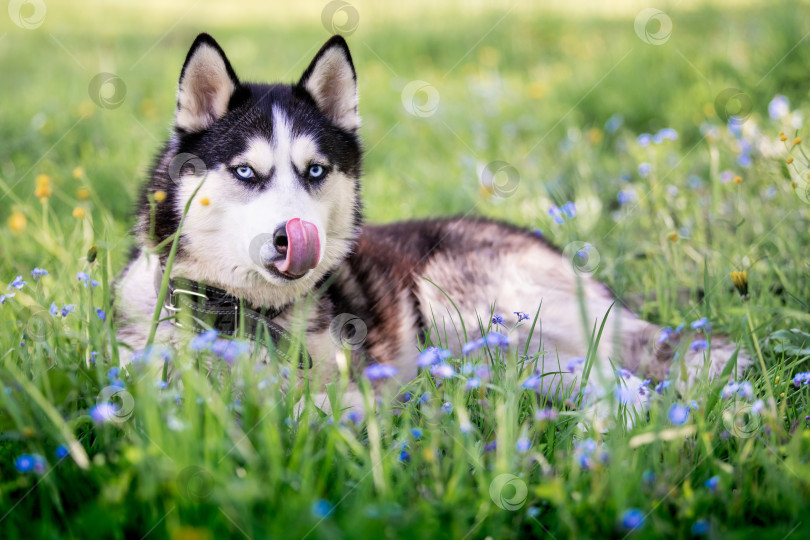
top-left (273, 224), bottom-right (288, 256)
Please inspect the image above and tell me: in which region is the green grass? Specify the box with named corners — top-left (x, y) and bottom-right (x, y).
top-left (2, 0), bottom-right (810, 538)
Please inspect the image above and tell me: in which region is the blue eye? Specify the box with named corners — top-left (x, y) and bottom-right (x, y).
top-left (308, 164), bottom-right (326, 179)
top-left (234, 166), bottom-right (255, 179)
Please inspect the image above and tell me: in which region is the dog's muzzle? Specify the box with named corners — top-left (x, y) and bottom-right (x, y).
top-left (262, 218), bottom-right (321, 279)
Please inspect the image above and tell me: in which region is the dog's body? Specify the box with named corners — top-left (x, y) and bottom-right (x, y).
top-left (116, 34), bottom-right (747, 419)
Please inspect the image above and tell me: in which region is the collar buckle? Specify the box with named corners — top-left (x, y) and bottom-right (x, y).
top-left (165, 287), bottom-right (208, 329)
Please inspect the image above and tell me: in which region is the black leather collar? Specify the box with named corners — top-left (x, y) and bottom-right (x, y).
top-left (162, 275), bottom-right (312, 369)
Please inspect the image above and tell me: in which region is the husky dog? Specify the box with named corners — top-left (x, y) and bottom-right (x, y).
top-left (116, 34), bottom-right (747, 420)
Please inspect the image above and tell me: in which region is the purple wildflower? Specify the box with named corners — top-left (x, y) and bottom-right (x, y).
top-left (548, 205), bottom-right (564, 225)
top-left (190, 329), bottom-right (219, 351)
top-left (690, 339), bottom-right (708, 352)
top-left (565, 357), bottom-right (586, 373)
top-left (522, 374), bottom-right (542, 389)
top-left (793, 372), bottom-right (810, 387)
top-left (516, 438), bottom-right (531, 452)
top-left (14, 454), bottom-right (46, 474)
top-left (8, 276), bottom-right (26, 290)
top-left (561, 201), bottom-right (576, 219)
top-left (691, 520), bottom-right (709, 536)
top-left (637, 133), bottom-right (652, 147)
top-left (430, 363), bottom-right (455, 379)
top-left (768, 95), bottom-right (790, 120)
top-left (363, 363), bottom-right (399, 380)
top-left (90, 402), bottom-right (118, 423)
top-left (484, 332), bottom-right (509, 348)
top-left (514, 311), bottom-right (530, 322)
top-left (638, 162), bottom-right (651, 178)
top-left (620, 509), bottom-right (645, 530)
top-left (668, 403), bottom-right (689, 425)
top-left (211, 339), bottom-right (250, 363)
top-left (691, 317), bottom-right (711, 332)
top-left (535, 408), bottom-right (558, 421)
top-left (418, 347), bottom-right (452, 368)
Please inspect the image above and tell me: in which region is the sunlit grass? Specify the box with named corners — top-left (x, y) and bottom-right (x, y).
top-left (2, 0), bottom-right (810, 538)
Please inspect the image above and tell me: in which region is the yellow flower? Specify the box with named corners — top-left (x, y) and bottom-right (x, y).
top-left (8, 211), bottom-right (26, 233)
top-left (787, 157), bottom-right (794, 164)
top-left (702, 103), bottom-right (714, 117)
top-left (139, 98), bottom-right (158, 118)
top-left (34, 184), bottom-right (52, 198)
top-left (774, 376), bottom-right (780, 385)
top-left (34, 173), bottom-right (52, 199)
top-left (730, 269), bottom-right (748, 297)
top-left (77, 187), bottom-right (90, 200)
top-left (72, 207), bottom-right (87, 219)
top-left (478, 46), bottom-right (499, 67)
top-left (170, 526), bottom-right (213, 540)
top-left (527, 81), bottom-right (548, 100)
top-left (154, 190), bottom-right (167, 203)
top-left (794, 137), bottom-right (802, 146)
top-left (780, 134), bottom-right (788, 142)
top-left (72, 166), bottom-right (85, 179)
top-left (77, 100), bottom-right (94, 117)
top-left (667, 231), bottom-right (679, 243)
top-left (587, 128), bottom-right (603, 144)
top-left (733, 175), bottom-right (743, 184)
top-left (200, 197), bottom-right (210, 206)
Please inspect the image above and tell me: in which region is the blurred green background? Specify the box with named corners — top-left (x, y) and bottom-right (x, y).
top-left (2, 0), bottom-right (809, 247)
top-left (3, 2), bottom-right (810, 538)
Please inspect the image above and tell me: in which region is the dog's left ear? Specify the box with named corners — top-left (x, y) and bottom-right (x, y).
top-left (298, 36), bottom-right (359, 131)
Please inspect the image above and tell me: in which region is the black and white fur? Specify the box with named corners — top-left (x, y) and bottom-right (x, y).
top-left (115, 34), bottom-right (748, 422)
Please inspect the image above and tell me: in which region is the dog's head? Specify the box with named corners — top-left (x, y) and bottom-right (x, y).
top-left (139, 34), bottom-right (362, 308)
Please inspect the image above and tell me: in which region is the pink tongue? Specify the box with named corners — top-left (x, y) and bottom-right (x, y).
top-left (274, 218), bottom-right (320, 277)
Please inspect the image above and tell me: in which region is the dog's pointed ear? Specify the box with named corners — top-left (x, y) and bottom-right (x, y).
top-left (298, 36), bottom-right (359, 131)
top-left (175, 33), bottom-right (239, 133)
